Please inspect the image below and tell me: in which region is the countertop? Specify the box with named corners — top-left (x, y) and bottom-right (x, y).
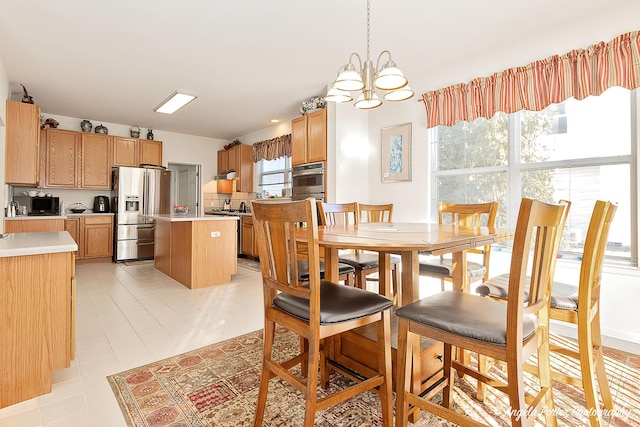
top-left (0, 231), bottom-right (78, 257)
top-left (143, 213), bottom-right (240, 222)
top-left (205, 210), bottom-right (252, 217)
top-left (4, 212), bottom-right (114, 220)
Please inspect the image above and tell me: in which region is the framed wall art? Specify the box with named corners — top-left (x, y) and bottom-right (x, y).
top-left (381, 122), bottom-right (412, 183)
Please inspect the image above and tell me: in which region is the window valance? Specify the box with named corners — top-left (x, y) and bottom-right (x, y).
top-left (421, 30), bottom-right (640, 128)
top-left (252, 134), bottom-right (292, 162)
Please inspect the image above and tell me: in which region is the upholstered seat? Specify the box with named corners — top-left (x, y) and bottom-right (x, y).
top-left (419, 257), bottom-right (486, 278)
top-left (338, 252), bottom-right (401, 270)
top-left (274, 280), bottom-right (393, 324)
top-left (296, 260), bottom-right (355, 282)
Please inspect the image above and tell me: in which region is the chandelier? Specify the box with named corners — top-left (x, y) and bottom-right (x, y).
top-left (324, 0), bottom-right (413, 109)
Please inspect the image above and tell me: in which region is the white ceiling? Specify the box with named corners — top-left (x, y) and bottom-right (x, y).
top-left (1, 1), bottom-right (638, 140)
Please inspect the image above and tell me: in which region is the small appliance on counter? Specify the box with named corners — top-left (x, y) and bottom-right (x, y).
top-left (14, 196), bottom-right (61, 216)
top-left (93, 195), bottom-right (110, 213)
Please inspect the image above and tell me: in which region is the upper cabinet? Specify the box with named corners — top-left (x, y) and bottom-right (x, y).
top-left (5, 100), bottom-right (41, 186)
top-left (113, 137), bottom-right (163, 167)
top-left (217, 143), bottom-right (254, 193)
top-left (291, 108), bottom-right (327, 166)
top-left (80, 133), bottom-right (111, 188)
top-left (139, 139), bottom-right (162, 166)
top-left (43, 129), bottom-right (80, 188)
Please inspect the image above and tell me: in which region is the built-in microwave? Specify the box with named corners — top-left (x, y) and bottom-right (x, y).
top-left (292, 162), bottom-right (325, 198)
top-left (15, 196), bottom-right (61, 216)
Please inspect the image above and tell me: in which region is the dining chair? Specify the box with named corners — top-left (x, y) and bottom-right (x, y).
top-left (419, 201), bottom-right (499, 291)
top-left (251, 198), bottom-right (394, 427)
top-left (395, 198), bottom-right (568, 427)
top-left (476, 200), bottom-right (617, 427)
top-left (318, 202), bottom-right (401, 295)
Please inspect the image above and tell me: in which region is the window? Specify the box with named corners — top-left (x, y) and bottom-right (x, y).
top-left (257, 156), bottom-right (292, 198)
top-left (430, 87), bottom-right (636, 264)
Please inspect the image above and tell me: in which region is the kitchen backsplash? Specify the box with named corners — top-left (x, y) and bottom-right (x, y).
top-left (11, 187), bottom-right (111, 214)
top-left (204, 191), bottom-right (256, 211)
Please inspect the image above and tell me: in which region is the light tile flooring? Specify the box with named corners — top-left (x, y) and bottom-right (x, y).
top-left (1, 260), bottom-right (639, 427)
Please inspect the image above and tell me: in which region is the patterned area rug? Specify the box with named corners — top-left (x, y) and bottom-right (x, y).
top-left (108, 328), bottom-right (640, 426)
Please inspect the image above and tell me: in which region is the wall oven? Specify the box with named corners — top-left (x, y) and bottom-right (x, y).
top-left (292, 161), bottom-right (325, 201)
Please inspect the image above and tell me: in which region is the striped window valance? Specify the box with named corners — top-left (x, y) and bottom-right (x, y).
top-left (422, 30), bottom-right (640, 128)
top-left (252, 134), bottom-right (292, 162)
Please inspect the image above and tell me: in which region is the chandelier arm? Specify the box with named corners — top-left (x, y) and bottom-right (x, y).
top-left (349, 52), bottom-right (363, 71)
top-left (376, 50), bottom-right (393, 72)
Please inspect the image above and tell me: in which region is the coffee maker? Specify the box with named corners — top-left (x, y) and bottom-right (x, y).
top-left (93, 195), bottom-right (110, 213)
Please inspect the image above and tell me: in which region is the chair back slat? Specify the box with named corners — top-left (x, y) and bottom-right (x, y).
top-left (507, 199), bottom-right (569, 343)
top-left (359, 203), bottom-right (393, 223)
top-left (579, 201), bottom-right (617, 313)
top-left (318, 202), bottom-right (358, 226)
top-left (439, 202), bottom-right (498, 228)
top-left (252, 199), bottom-right (321, 306)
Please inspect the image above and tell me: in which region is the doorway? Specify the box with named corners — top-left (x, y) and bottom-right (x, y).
top-left (167, 163), bottom-right (201, 215)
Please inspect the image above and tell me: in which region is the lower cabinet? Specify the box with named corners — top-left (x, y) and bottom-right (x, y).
top-left (241, 216), bottom-right (258, 258)
top-left (65, 215), bottom-right (113, 259)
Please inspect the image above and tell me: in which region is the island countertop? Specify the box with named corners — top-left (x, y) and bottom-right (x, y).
top-left (144, 214), bottom-right (239, 222)
top-left (0, 231), bottom-right (78, 258)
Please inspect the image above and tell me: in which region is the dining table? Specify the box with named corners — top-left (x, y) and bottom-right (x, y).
top-left (298, 220), bottom-right (514, 417)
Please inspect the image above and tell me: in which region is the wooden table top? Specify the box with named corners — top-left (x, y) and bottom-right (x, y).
top-left (312, 222), bottom-right (514, 255)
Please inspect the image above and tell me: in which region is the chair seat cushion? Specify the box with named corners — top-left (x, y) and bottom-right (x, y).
top-left (419, 258), bottom-right (487, 278)
top-left (476, 273), bottom-right (579, 311)
top-left (395, 291), bottom-right (537, 345)
top-left (273, 281), bottom-right (393, 325)
top-left (338, 253), bottom-right (401, 270)
top-left (297, 260), bottom-right (355, 281)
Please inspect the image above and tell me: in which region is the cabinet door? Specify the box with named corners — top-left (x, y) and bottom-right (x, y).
top-left (64, 217), bottom-right (82, 258)
top-left (217, 149), bottom-right (229, 174)
top-left (45, 129), bottom-right (79, 188)
top-left (291, 115), bottom-right (307, 166)
top-left (139, 139), bottom-right (162, 166)
top-left (4, 219), bottom-right (64, 233)
top-left (5, 100), bottom-right (41, 186)
top-left (241, 216), bottom-right (254, 257)
top-left (236, 144), bottom-right (254, 193)
top-left (306, 109), bottom-right (327, 163)
top-left (83, 216), bottom-right (113, 258)
top-left (112, 137), bottom-right (138, 166)
top-left (81, 133), bottom-right (111, 189)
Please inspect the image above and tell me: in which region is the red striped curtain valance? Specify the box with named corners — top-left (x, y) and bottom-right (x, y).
top-left (422, 30), bottom-right (640, 128)
top-left (252, 134), bottom-right (291, 162)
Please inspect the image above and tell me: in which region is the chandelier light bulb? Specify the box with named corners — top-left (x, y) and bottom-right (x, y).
top-left (324, 85), bottom-right (353, 103)
top-left (354, 92), bottom-right (382, 109)
top-left (335, 64), bottom-right (364, 91)
top-left (375, 63), bottom-right (408, 91)
top-left (384, 85), bottom-right (414, 102)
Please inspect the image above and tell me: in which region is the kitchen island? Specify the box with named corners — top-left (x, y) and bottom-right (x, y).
top-left (146, 214), bottom-right (239, 289)
top-left (0, 231), bottom-right (77, 408)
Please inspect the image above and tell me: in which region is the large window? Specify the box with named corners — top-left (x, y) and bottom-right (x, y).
top-left (430, 87), bottom-right (636, 263)
top-left (257, 157), bottom-right (292, 198)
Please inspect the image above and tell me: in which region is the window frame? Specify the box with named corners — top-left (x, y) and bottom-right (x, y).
top-left (256, 156), bottom-right (292, 197)
top-left (429, 90), bottom-right (639, 266)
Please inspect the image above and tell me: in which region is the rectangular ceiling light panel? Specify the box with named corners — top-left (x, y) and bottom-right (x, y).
top-left (154, 91), bottom-right (197, 114)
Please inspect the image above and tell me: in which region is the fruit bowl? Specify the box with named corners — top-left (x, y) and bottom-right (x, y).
top-left (173, 206), bottom-right (188, 216)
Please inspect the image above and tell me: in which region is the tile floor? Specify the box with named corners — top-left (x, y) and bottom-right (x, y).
top-left (1, 260), bottom-right (639, 426)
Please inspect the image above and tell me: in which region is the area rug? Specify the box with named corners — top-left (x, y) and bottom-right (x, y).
top-left (108, 328), bottom-right (640, 426)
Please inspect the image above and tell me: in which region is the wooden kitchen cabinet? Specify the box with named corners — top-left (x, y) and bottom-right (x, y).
top-left (4, 100), bottom-right (41, 186)
top-left (216, 143), bottom-right (253, 192)
top-left (65, 214), bottom-right (113, 260)
top-left (4, 219), bottom-right (64, 233)
top-left (241, 215), bottom-right (257, 258)
top-left (80, 133), bottom-right (111, 189)
top-left (112, 136), bottom-right (139, 166)
top-left (139, 139), bottom-right (163, 166)
top-left (112, 137), bottom-right (163, 167)
top-left (83, 216), bottom-right (113, 258)
top-left (292, 108), bottom-right (327, 166)
top-left (42, 129), bottom-right (80, 188)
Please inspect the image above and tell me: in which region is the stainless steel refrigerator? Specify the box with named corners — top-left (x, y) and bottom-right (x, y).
top-left (112, 166), bottom-right (172, 262)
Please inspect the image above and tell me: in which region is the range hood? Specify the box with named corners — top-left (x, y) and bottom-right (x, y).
top-left (214, 171), bottom-right (236, 180)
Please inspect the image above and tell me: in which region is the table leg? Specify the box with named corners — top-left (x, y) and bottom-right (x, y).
top-left (400, 251), bottom-right (419, 306)
top-left (324, 247), bottom-right (339, 282)
top-left (377, 252), bottom-right (392, 298)
top-left (450, 250), bottom-right (468, 292)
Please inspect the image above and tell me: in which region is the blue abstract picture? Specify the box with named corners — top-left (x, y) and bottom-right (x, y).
top-left (389, 134), bottom-right (403, 173)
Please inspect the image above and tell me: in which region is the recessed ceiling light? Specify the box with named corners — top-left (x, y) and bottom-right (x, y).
top-left (270, 119), bottom-right (280, 123)
top-left (154, 91), bottom-right (197, 114)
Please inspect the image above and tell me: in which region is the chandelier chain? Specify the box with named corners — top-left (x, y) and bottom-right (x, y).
top-left (366, 0), bottom-right (370, 61)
